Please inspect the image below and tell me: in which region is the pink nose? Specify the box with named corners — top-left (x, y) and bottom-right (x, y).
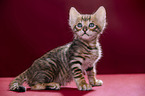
top-left (83, 26), bottom-right (88, 32)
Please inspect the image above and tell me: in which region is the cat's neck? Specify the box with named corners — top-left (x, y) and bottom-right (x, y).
top-left (75, 37), bottom-right (100, 48)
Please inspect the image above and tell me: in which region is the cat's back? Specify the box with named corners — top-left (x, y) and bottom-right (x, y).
top-left (39, 42), bottom-right (72, 61)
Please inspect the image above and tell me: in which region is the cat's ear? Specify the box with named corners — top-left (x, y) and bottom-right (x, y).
top-left (69, 7), bottom-right (81, 29)
top-left (93, 6), bottom-right (106, 30)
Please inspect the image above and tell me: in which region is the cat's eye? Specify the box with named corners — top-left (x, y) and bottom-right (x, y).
top-left (77, 23), bottom-right (82, 28)
top-left (89, 23), bottom-right (95, 27)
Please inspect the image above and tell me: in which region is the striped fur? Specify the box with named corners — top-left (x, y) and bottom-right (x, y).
top-left (9, 6), bottom-right (106, 91)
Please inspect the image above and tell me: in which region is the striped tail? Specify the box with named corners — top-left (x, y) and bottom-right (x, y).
top-left (9, 70), bottom-right (28, 92)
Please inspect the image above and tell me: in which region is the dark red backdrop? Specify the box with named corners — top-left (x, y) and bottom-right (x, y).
top-left (0, 0), bottom-right (145, 77)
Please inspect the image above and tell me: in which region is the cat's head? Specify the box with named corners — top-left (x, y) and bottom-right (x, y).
top-left (69, 6), bottom-right (106, 41)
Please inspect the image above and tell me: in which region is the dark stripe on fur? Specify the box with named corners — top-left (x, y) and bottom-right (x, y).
top-left (71, 61), bottom-right (82, 65)
top-left (86, 67), bottom-right (93, 71)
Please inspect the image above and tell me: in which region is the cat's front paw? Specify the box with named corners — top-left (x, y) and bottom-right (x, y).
top-left (89, 78), bottom-right (103, 86)
top-left (77, 81), bottom-right (92, 91)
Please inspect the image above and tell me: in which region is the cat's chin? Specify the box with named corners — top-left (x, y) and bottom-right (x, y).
top-left (79, 35), bottom-right (96, 41)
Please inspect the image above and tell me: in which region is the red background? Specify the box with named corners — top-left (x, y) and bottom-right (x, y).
top-left (0, 0), bottom-right (145, 77)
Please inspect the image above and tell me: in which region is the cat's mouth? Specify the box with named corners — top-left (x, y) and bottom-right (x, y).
top-left (82, 31), bottom-right (90, 36)
top-left (82, 33), bottom-right (90, 36)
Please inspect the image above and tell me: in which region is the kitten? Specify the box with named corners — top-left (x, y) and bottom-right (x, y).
top-left (9, 6), bottom-right (106, 92)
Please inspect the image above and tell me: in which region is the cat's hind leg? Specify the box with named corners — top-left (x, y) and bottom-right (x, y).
top-left (9, 83), bottom-right (26, 92)
top-left (45, 82), bottom-right (60, 90)
top-left (31, 82), bottom-right (60, 90)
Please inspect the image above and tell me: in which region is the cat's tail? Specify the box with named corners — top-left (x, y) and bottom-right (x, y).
top-left (9, 69), bottom-right (28, 92)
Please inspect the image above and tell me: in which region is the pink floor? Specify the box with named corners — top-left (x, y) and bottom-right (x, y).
top-left (0, 74), bottom-right (145, 96)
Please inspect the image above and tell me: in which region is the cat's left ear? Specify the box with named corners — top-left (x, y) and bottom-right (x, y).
top-left (69, 7), bottom-right (81, 29)
top-left (93, 6), bottom-right (106, 30)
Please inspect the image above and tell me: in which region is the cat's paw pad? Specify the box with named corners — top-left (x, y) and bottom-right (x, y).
top-left (46, 82), bottom-right (60, 90)
top-left (77, 82), bottom-right (92, 91)
top-left (90, 79), bottom-right (103, 86)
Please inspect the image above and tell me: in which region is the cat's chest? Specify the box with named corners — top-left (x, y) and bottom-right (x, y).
top-left (81, 50), bottom-right (100, 70)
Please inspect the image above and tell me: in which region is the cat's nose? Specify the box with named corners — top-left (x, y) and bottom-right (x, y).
top-left (83, 26), bottom-right (88, 32)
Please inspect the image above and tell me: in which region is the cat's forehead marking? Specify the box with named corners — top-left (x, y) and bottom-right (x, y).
top-left (81, 15), bottom-right (91, 22)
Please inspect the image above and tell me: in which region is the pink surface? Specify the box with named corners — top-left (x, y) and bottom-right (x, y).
top-left (0, 74), bottom-right (145, 96)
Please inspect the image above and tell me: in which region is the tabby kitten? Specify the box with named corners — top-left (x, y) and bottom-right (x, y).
top-left (9, 6), bottom-right (106, 92)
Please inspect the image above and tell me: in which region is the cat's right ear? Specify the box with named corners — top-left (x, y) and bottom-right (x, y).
top-left (69, 7), bottom-right (80, 29)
